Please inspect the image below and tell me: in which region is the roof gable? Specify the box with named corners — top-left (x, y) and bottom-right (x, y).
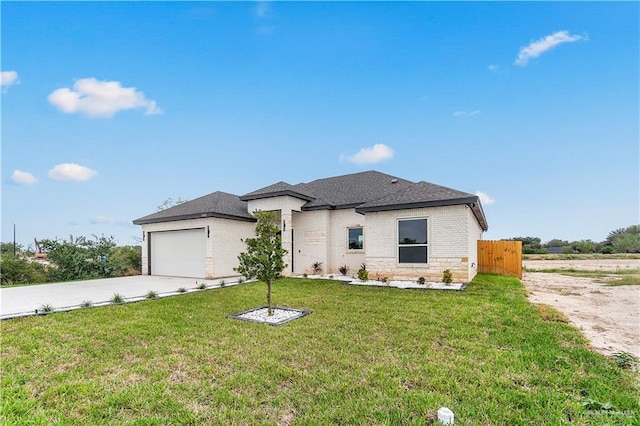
top-left (239, 181), bottom-right (315, 202)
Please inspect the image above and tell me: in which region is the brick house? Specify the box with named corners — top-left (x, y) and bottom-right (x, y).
top-left (133, 171), bottom-right (488, 282)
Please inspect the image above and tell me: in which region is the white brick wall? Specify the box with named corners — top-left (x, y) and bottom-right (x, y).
top-left (467, 208), bottom-right (483, 280)
top-left (210, 217), bottom-right (256, 278)
top-left (291, 210), bottom-right (329, 274)
top-left (364, 205), bottom-right (481, 282)
top-left (328, 209), bottom-right (366, 275)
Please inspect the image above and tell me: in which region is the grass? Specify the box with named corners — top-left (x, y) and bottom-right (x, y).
top-left (1, 275), bottom-right (638, 424)
top-left (525, 268), bottom-right (640, 286)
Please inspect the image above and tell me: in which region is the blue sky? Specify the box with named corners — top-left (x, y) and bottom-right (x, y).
top-left (2, 1), bottom-right (638, 248)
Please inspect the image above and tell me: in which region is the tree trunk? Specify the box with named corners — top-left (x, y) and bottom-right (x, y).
top-left (267, 280), bottom-right (272, 316)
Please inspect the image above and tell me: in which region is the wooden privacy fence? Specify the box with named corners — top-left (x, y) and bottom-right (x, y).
top-left (477, 240), bottom-right (523, 278)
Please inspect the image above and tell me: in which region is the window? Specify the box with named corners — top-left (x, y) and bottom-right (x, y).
top-left (398, 219), bottom-right (428, 263)
top-left (348, 227), bottom-right (363, 250)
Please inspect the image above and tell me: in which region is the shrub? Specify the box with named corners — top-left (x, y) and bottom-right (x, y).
top-left (111, 293), bottom-right (125, 304)
top-left (177, 287), bottom-right (187, 293)
top-left (302, 273), bottom-right (308, 279)
top-left (311, 262), bottom-right (323, 274)
top-left (80, 300), bottom-right (92, 308)
top-left (219, 280), bottom-right (226, 287)
top-left (611, 351), bottom-right (639, 371)
top-left (442, 269), bottom-right (453, 285)
top-left (108, 245), bottom-right (142, 276)
top-left (0, 257), bottom-right (48, 285)
top-left (38, 304), bottom-right (53, 313)
top-left (146, 290), bottom-right (158, 299)
top-left (237, 277), bottom-right (245, 284)
top-left (357, 263), bottom-right (369, 281)
top-left (417, 277), bottom-right (426, 285)
top-left (338, 265), bottom-right (349, 275)
top-left (197, 282), bottom-right (206, 290)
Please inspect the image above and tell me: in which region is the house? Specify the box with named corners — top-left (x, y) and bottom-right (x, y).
top-left (133, 170), bottom-right (488, 282)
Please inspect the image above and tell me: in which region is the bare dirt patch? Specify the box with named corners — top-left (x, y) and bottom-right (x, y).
top-left (522, 259), bottom-right (639, 357)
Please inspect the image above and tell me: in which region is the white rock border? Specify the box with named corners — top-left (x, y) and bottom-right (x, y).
top-left (228, 306), bottom-right (311, 326)
top-left (294, 275), bottom-right (466, 291)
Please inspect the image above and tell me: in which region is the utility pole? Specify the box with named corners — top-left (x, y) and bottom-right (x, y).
top-left (13, 224), bottom-right (17, 257)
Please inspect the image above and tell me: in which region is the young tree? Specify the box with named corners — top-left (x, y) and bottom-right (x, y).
top-left (235, 210), bottom-right (287, 316)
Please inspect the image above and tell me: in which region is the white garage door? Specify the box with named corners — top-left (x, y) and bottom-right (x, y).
top-left (150, 228), bottom-right (206, 278)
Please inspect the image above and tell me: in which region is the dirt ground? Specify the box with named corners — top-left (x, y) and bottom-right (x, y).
top-left (522, 259), bottom-right (639, 357)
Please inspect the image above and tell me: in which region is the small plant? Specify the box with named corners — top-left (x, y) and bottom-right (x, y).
top-left (111, 293), bottom-right (125, 304)
top-left (197, 282), bottom-right (207, 290)
top-left (219, 280), bottom-right (226, 287)
top-left (417, 276), bottom-right (426, 285)
top-left (311, 262), bottom-right (323, 274)
top-left (80, 300), bottom-right (93, 308)
top-left (38, 304), bottom-right (54, 314)
top-left (302, 273), bottom-right (308, 279)
top-left (611, 351), bottom-right (639, 371)
top-left (357, 263), bottom-right (369, 281)
top-left (382, 277), bottom-right (390, 286)
top-left (442, 269), bottom-right (453, 285)
top-left (177, 287), bottom-right (187, 293)
top-left (328, 275), bottom-right (334, 279)
top-left (237, 277), bottom-right (245, 284)
top-left (146, 290), bottom-right (158, 299)
top-left (338, 265), bottom-right (349, 275)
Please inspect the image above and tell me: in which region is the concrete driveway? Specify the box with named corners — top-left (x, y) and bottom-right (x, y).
top-left (0, 275), bottom-right (241, 319)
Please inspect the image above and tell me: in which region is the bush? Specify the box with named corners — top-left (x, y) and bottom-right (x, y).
top-left (417, 277), bottom-right (426, 285)
top-left (311, 262), bottom-right (323, 274)
top-left (41, 235), bottom-right (117, 281)
top-left (357, 263), bottom-right (369, 281)
top-left (108, 245), bottom-right (142, 276)
top-left (338, 265), bottom-right (349, 275)
top-left (442, 269), bottom-right (453, 285)
top-left (0, 257), bottom-right (48, 285)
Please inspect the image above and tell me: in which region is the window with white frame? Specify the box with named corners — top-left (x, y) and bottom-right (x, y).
top-left (398, 218), bottom-right (428, 263)
top-left (348, 227), bottom-right (363, 250)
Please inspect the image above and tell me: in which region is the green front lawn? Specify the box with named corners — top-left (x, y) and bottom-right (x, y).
top-left (1, 275), bottom-right (638, 425)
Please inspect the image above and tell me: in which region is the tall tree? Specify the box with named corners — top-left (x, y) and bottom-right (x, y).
top-left (235, 210), bottom-right (287, 316)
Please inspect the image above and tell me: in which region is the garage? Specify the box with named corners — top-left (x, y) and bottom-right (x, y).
top-left (150, 228), bottom-right (206, 278)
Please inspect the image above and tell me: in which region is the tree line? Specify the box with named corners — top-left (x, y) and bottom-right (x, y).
top-left (506, 225), bottom-right (640, 255)
top-left (1, 235), bottom-right (141, 285)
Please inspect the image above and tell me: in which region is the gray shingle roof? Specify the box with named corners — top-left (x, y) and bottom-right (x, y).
top-left (356, 181), bottom-right (476, 211)
top-left (291, 171), bottom-right (415, 209)
top-left (133, 191), bottom-right (255, 225)
top-left (134, 170), bottom-right (488, 230)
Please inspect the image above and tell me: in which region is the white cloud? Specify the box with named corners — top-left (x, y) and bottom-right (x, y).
top-left (453, 110), bottom-right (480, 117)
top-left (515, 31), bottom-right (585, 66)
top-left (49, 163), bottom-right (97, 181)
top-left (476, 191), bottom-right (495, 205)
top-left (342, 143), bottom-right (394, 165)
top-left (1, 71), bottom-right (19, 91)
top-left (48, 78), bottom-right (162, 117)
top-left (255, 1), bottom-right (271, 18)
top-left (91, 215), bottom-right (131, 226)
top-left (11, 170), bottom-right (37, 185)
